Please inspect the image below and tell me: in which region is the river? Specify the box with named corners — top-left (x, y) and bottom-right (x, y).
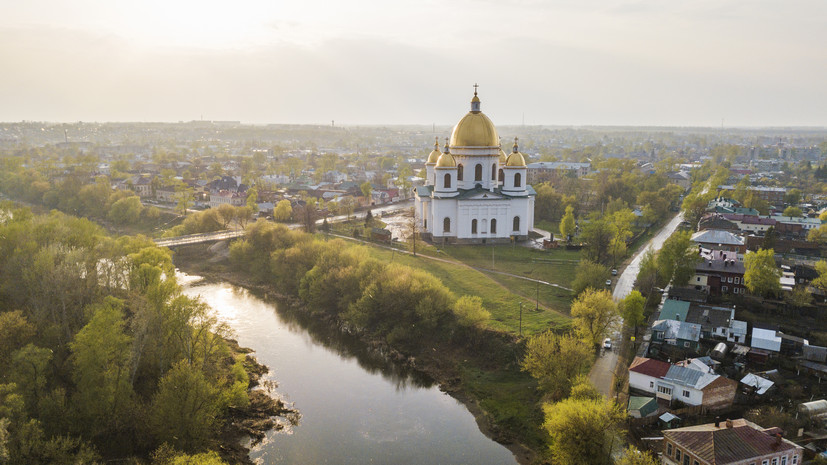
top-left (179, 272), bottom-right (518, 465)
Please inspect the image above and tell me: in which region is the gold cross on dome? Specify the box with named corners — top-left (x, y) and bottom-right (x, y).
top-left (473, 83), bottom-right (479, 95)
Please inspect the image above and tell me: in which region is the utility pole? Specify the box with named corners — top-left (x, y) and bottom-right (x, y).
top-left (519, 302), bottom-right (523, 337)
top-left (536, 279), bottom-right (540, 311)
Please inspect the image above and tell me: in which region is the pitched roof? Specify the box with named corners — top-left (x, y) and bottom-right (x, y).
top-left (652, 319), bottom-right (701, 342)
top-left (659, 300), bottom-right (690, 321)
top-left (691, 229), bottom-right (745, 246)
top-left (665, 419), bottom-right (799, 464)
top-left (629, 357), bottom-right (671, 379)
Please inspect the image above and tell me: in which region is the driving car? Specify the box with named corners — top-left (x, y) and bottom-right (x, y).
top-left (605, 279), bottom-right (612, 287)
top-left (603, 338), bottom-right (612, 349)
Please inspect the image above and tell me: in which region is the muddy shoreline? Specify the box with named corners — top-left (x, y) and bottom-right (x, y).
top-left (173, 244), bottom-right (538, 465)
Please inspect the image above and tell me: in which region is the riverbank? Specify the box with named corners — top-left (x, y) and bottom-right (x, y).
top-left (173, 242), bottom-right (541, 465)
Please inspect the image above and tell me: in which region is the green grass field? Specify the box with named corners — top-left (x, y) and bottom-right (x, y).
top-left (322, 229), bottom-right (575, 335)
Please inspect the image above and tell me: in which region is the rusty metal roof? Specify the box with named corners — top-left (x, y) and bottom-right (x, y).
top-left (665, 422), bottom-right (798, 464)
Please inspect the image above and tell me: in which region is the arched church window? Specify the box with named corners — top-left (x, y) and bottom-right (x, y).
top-left (491, 163), bottom-right (497, 180)
top-left (491, 218), bottom-right (497, 234)
top-left (475, 164), bottom-right (483, 181)
top-left (471, 219), bottom-right (478, 234)
top-left (513, 216), bottom-right (520, 231)
top-left (514, 172), bottom-right (522, 188)
top-left (498, 169), bottom-right (504, 183)
top-left (457, 164), bottom-right (464, 181)
top-left (443, 217), bottom-right (451, 233)
top-left (444, 173), bottom-right (451, 188)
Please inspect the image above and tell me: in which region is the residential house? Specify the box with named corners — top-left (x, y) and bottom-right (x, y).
top-left (628, 357), bottom-right (737, 410)
top-left (666, 171), bottom-right (691, 190)
top-left (697, 214), bottom-right (739, 232)
top-left (691, 230), bottom-right (746, 254)
top-left (659, 300), bottom-right (690, 322)
top-left (209, 190), bottom-right (246, 208)
top-left (692, 250), bottom-right (747, 296)
top-left (720, 213), bottom-right (777, 234)
top-left (526, 161), bottom-right (590, 184)
top-left (662, 418), bottom-right (802, 465)
top-left (651, 319), bottom-right (702, 351)
top-left (718, 185), bottom-right (788, 204)
top-left (684, 304), bottom-right (747, 344)
top-left (132, 176), bottom-right (153, 198)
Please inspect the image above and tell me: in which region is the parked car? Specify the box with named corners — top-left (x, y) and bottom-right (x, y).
top-left (603, 338), bottom-right (612, 349)
top-left (611, 268), bottom-right (618, 276)
top-left (605, 279), bottom-right (612, 287)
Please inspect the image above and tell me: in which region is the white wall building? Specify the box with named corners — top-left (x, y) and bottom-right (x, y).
top-left (415, 89), bottom-right (535, 244)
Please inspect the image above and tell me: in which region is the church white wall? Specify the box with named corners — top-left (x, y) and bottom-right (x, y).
top-left (455, 156), bottom-right (498, 191)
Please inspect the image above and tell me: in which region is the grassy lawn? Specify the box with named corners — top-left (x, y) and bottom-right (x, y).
top-left (345, 242), bottom-right (570, 336)
top-left (533, 219), bottom-right (560, 236)
top-left (458, 362), bottom-right (548, 451)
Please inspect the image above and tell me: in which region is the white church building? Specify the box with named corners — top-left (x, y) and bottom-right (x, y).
top-left (415, 89), bottom-right (535, 244)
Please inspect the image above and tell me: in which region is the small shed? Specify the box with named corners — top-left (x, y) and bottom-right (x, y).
top-left (628, 396), bottom-right (658, 419)
top-left (804, 345), bottom-right (827, 363)
top-left (799, 399), bottom-right (827, 418)
top-left (740, 373), bottom-right (774, 396)
top-left (370, 228), bottom-right (392, 243)
top-left (659, 412), bottom-right (681, 429)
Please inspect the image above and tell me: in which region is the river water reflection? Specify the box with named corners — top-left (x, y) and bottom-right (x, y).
top-left (179, 273), bottom-right (517, 465)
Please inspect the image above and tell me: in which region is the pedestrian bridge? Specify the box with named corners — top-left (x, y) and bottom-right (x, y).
top-left (153, 229), bottom-right (246, 248)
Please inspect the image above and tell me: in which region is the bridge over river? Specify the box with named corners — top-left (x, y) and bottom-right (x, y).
top-left (153, 229), bottom-right (247, 248)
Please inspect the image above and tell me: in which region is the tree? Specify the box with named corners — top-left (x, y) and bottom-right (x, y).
top-left (814, 260), bottom-right (827, 292)
top-left (174, 185), bottom-right (194, 216)
top-left (0, 311), bottom-right (36, 369)
top-left (364, 209), bottom-right (374, 227)
top-left (452, 295), bottom-right (490, 329)
top-left (782, 206), bottom-right (802, 217)
top-left (635, 249), bottom-right (659, 295)
top-left (150, 361), bottom-right (220, 451)
top-left (581, 215), bottom-right (613, 264)
top-left (609, 209), bottom-right (635, 267)
top-left (273, 199), bottom-right (292, 222)
top-left (108, 196), bottom-right (144, 225)
top-left (570, 289), bottom-right (620, 349)
top-left (245, 187), bottom-right (258, 214)
top-left (809, 225), bottom-right (827, 244)
top-left (785, 188), bottom-right (802, 206)
top-left (10, 344), bottom-right (52, 415)
top-left (522, 331), bottom-right (593, 400)
top-left (69, 298), bottom-right (135, 439)
top-left (571, 260), bottom-right (610, 296)
top-left (786, 286), bottom-right (813, 310)
top-left (744, 249), bottom-right (781, 297)
top-left (762, 226), bottom-right (777, 250)
top-left (656, 230), bottom-right (699, 287)
top-left (615, 446), bottom-right (658, 465)
top-left (620, 290), bottom-right (645, 333)
top-left (340, 197), bottom-right (356, 221)
top-left (542, 397), bottom-right (624, 465)
top-left (360, 181), bottom-right (373, 200)
top-left (216, 204), bottom-right (236, 229)
top-left (560, 205), bottom-right (576, 242)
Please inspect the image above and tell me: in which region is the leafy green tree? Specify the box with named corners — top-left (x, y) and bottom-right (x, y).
top-left (0, 311), bottom-right (36, 370)
top-left (360, 181), bottom-right (372, 199)
top-left (522, 331), bottom-right (593, 400)
top-left (560, 205), bottom-right (576, 241)
top-left (10, 344), bottom-right (52, 415)
top-left (813, 260), bottom-right (827, 292)
top-left (609, 209), bottom-right (635, 267)
top-left (69, 297), bottom-right (135, 438)
top-left (174, 185), bottom-right (194, 216)
top-left (571, 260), bottom-right (610, 296)
top-left (245, 187), bottom-right (258, 213)
top-left (108, 196), bottom-right (144, 225)
top-left (784, 188), bottom-right (802, 206)
top-left (581, 215), bottom-right (613, 264)
top-left (568, 375), bottom-right (601, 401)
top-left (620, 290), bottom-right (646, 334)
top-left (542, 397), bottom-right (624, 465)
top-left (656, 230), bottom-right (699, 287)
top-left (782, 206), bottom-right (802, 217)
top-left (809, 225), bottom-right (827, 244)
top-left (744, 249), bottom-right (781, 297)
top-left (273, 199), bottom-right (292, 221)
top-left (452, 295), bottom-right (490, 329)
top-left (151, 361), bottom-right (220, 451)
top-left (634, 249), bottom-right (659, 295)
top-left (615, 446), bottom-right (658, 465)
top-left (786, 286), bottom-right (813, 309)
top-left (570, 289), bottom-right (619, 349)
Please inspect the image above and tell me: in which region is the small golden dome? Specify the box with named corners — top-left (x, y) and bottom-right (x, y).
top-left (505, 152), bottom-right (526, 167)
top-left (436, 152), bottom-right (456, 168)
top-left (426, 137), bottom-right (441, 164)
top-left (498, 148), bottom-right (508, 164)
top-left (450, 112), bottom-right (499, 147)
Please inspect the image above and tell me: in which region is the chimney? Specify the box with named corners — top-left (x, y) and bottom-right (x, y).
top-left (726, 419), bottom-right (733, 429)
top-left (715, 416), bottom-right (721, 428)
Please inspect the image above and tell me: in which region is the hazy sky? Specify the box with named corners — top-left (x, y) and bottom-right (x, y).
top-left (1, 0), bottom-right (825, 126)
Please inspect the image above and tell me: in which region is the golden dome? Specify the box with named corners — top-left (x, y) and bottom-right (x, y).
top-left (506, 137), bottom-right (526, 167)
top-left (449, 91), bottom-right (499, 148)
top-left (498, 148), bottom-right (508, 164)
top-left (506, 152), bottom-right (526, 167)
top-left (450, 112), bottom-right (499, 147)
top-left (426, 137), bottom-right (441, 164)
top-left (436, 152), bottom-right (456, 168)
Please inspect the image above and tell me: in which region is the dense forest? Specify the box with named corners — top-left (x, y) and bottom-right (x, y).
top-left (0, 204), bottom-right (282, 464)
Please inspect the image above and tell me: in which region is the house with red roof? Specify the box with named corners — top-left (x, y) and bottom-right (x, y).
top-left (663, 418), bottom-right (802, 465)
top-left (628, 357), bottom-right (736, 410)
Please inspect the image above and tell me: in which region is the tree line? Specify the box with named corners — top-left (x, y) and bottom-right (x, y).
top-left (0, 204), bottom-right (265, 464)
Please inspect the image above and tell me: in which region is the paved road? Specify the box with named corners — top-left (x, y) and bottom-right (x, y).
top-left (590, 211), bottom-right (684, 397)
top-left (317, 200), bottom-right (414, 225)
top-left (612, 212), bottom-right (684, 300)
